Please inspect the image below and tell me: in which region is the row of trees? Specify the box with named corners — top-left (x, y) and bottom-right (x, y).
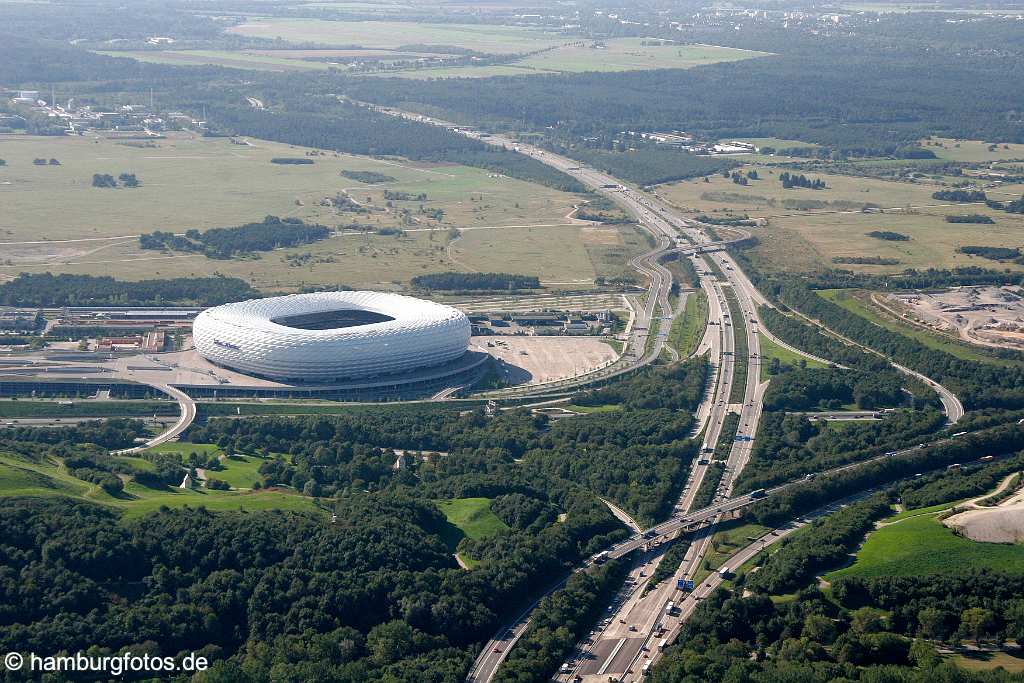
top-left (409, 272), bottom-right (541, 291)
top-left (0, 272), bottom-right (259, 306)
top-left (779, 172), bottom-right (826, 189)
top-left (957, 245), bottom-right (1021, 262)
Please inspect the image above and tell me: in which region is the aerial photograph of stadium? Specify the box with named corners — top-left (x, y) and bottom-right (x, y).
top-left (192, 291), bottom-right (472, 382)
top-left (1, 0), bottom-right (1024, 681)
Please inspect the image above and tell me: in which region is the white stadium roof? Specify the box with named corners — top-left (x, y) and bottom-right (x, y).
top-left (192, 291), bottom-right (470, 382)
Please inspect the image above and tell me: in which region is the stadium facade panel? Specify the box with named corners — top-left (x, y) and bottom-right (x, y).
top-left (192, 291), bottom-right (471, 382)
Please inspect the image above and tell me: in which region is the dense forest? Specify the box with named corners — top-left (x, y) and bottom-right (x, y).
top-left (545, 144), bottom-right (738, 186)
top-left (343, 48), bottom-right (1024, 154)
top-left (0, 359), bottom-right (715, 679)
top-left (651, 577), bottom-right (1024, 683)
top-left (187, 360), bottom-right (708, 523)
top-left (0, 492), bottom-right (623, 682)
top-left (764, 366), bottom-right (912, 411)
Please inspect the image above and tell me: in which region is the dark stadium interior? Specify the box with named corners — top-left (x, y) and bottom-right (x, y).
top-left (270, 309), bottom-right (395, 330)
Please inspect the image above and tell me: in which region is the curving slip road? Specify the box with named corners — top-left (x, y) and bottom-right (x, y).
top-left (110, 383), bottom-right (197, 455)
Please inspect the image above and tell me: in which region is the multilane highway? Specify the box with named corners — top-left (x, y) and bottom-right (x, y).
top-left (372, 106), bottom-right (969, 683)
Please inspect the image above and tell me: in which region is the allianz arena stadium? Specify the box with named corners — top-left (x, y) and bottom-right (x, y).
top-left (192, 291), bottom-right (471, 383)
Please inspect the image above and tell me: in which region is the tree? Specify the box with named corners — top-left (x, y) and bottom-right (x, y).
top-left (916, 607), bottom-right (953, 641)
top-left (1004, 600), bottom-right (1024, 642)
top-left (366, 620), bottom-right (414, 665)
top-left (850, 607), bottom-right (888, 634)
top-left (908, 639), bottom-right (942, 668)
top-left (802, 614), bottom-right (837, 644)
top-left (958, 607), bottom-right (998, 643)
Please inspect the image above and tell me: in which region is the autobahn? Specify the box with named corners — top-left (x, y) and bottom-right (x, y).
top-left (371, 105), bottom-right (969, 682)
top-left (555, 247), bottom-right (767, 682)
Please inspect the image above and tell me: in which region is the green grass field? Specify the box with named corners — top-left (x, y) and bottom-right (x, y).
top-left (146, 442), bottom-right (223, 458)
top-left (145, 444), bottom-right (266, 489)
top-left (758, 335), bottom-right (828, 380)
top-left (949, 651), bottom-right (1024, 673)
top-left (0, 133), bottom-right (610, 290)
top-left (669, 289), bottom-right (709, 358)
top-left (433, 497), bottom-right (508, 557)
top-left (827, 512), bottom-right (1024, 581)
top-left (885, 500), bottom-right (969, 522)
top-left (564, 403), bottom-right (623, 414)
top-left (818, 289), bottom-right (1023, 366)
top-left (208, 454), bottom-right (267, 489)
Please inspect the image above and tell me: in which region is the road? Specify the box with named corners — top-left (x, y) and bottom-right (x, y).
top-left (558, 245), bottom-right (770, 682)
top-left (369, 106), bottom-right (966, 682)
top-left (111, 384), bottom-right (196, 455)
top-left (0, 356), bottom-right (198, 454)
top-left (437, 114), bottom-right (780, 683)
top-left (784, 306), bottom-right (965, 424)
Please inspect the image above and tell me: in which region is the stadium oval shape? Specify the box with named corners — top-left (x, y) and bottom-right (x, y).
top-left (192, 291), bottom-right (471, 382)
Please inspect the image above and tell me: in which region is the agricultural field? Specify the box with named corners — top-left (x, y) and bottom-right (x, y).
top-left (924, 137), bottom-right (1024, 163)
top-left (225, 19), bottom-right (567, 54)
top-left (103, 37), bottom-right (768, 78)
top-left (826, 511), bottom-right (1024, 581)
top-left (0, 132), bottom-right (625, 290)
top-left (377, 39), bottom-right (770, 79)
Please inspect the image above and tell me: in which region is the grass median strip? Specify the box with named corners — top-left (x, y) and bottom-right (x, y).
top-left (725, 290), bottom-right (749, 403)
top-left (669, 289), bottom-right (709, 358)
